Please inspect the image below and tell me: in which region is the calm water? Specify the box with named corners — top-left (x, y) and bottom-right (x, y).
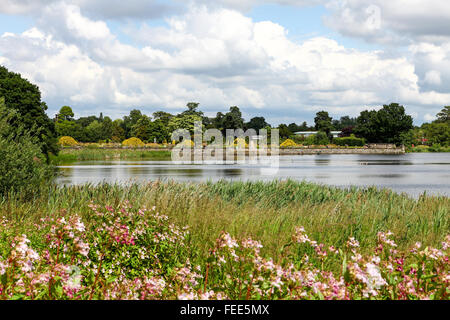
top-left (56, 153), bottom-right (450, 198)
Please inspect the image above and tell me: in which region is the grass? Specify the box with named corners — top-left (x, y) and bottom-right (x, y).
top-left (50, 148), bottom-right (172, 164)
top-left (2, 180), bottom-right (448, 267)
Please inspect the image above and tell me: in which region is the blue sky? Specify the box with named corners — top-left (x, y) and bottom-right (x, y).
top-left (0, 0), bottom-right (449, 125)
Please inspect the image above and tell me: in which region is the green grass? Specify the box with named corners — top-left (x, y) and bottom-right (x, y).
top-left (2, 180), bottom-right (448, 266)
top-left (50, 148), bottom-right (172, 164)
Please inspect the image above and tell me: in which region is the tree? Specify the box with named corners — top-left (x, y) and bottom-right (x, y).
top-left (168, 114), bottom-right (203, 136)
top-left (424, 122), bottom-right (450, 146)
top-left (132, 115), bottom-right (152, 142)
top-left (222, 106), bottom-right (244, 132)
top-left (123, 109), bottom-right (143, 138)
top-left (182, 102), bottom-right (204, 118)
top-left (85, 120), bottom-right (103, 142)
top-left (278, 124), bottom-right (293, 139)
top-left (0, 65), bottom-right (57, 157)
top-left (354, 103), bottom-right (413, 145)
top-left (246, 117), bottom-right (270, 132)
top-left (100, 116), bottom-right (114, 141)
top-left (314, 111), bottom-right (333, 137)
top-left (0, 97), bottom-right (52, 196)
top-left (435, 106), bottom-right (450, 124)
top-left (111, 119), bottom-right (126, 143)
top-left (57, 106), bottom-right (75, 122)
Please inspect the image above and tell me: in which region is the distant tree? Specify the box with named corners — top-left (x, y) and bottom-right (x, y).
top-left (112, 119), bottom-right (126, 143)
top-left (424, 122), bottom-right (450, 146)
top-left (153, 111), bottom-right (173, 125)
top-left (85, 120), bottom-right (103, 142)
top-left (182, 102), bottom-right (204, 118)
top-left (435, 106), bottom-right (450, 124)
top-left (222, 106), bottom-right (244, 132)
top-left (246, 117), bottom-right (270, 132)
top-left (0, 65), bottom-right (57, 157)
top-left (168, 114), bottom-right (202, 136)
top-left (212, 112), bottom-right (225, 131)
top-left (123, 109), bottom-right (143, 138)
top-left (354, 103), bottom-right (413, 145)
top-left (314, 111), bottom-right (333, 137)
top-left (100, 116), bottom-right (114, 141)
top-left (58, 106), bottom-right (75, 122)
top-left (278, 124), bottom-right (293, 139)
top-left (132, 115), bottom-right (152, 142)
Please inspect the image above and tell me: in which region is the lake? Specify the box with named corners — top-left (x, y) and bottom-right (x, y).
top-left (56, 153), bottom-right (450, 198)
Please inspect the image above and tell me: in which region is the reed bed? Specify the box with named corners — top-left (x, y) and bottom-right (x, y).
top-left (50, 149), bottom-right (172, 164)
top-left (1, 180), bottom-right (448, 265)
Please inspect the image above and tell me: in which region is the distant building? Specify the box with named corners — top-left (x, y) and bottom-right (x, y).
top-left (294, 131), bottom-right (342, 138)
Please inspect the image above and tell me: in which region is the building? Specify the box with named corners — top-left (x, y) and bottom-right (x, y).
top-left (294, 131), bottom-right (342, 138)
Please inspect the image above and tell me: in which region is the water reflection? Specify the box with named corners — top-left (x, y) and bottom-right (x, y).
top-left (56, 153), bottom-right (450, 198)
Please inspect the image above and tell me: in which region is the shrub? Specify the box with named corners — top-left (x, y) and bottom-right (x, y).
top-left (58, 136), bottom-right (78, 147)
top-left (280, 139), bottom-right (297, 148)
top-left (0, 100), bottom-right (53, 197)
top-left (334, 134), bottom-right (366, 147)
top-left (122, 137), bottom-right (145, 148)
top-left (177, 139), bottom-right (195, 147)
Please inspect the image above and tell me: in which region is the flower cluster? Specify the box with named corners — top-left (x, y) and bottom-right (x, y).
top-left (0, 205), bottom-right (448, 300)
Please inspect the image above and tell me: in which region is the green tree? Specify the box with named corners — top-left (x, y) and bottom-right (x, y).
top-left (132, 115), bottom-right (152, 142)
top-left (57, 106), bottom-right (74, 122)
top-left (182, 102), bottom-right (204, 117)
top-left (100, 116), bottom-right (114, 141)
top-left (246, 117), bottom-right (270, 131)
top-left (112, 119), bottom-right (126, 143)
top-left (424, 122), bottom-right (450, 146)
top-left (0, 65), bottom-right (57, 157)
top-left (314, 111), bottom-right (333, 137)
top-left (222, 106), bottom-right (244, 132)
top-left (123, 109), bottom-right (143, 138)
top-left (435, 106), bottom-right (450, 124)
top-left (85, 120), bottom-right (103, 142)
top-left (0, 97), bottom-right (53, 196)
top-left (278, 124), bottom-right (293, 139)
top-left (354, 103), bottom-right (413, 145)
top-left (168, 114), bottom-right (203, 136)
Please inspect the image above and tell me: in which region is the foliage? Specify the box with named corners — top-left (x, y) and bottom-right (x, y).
top-left (0, 98), bottom-right (53, 197)
top-left (280, 139), bottom-right (298, 148)
top-left (58, 136), bottom-right (78, 147)
top-left (246, 117), bottom-right (270, 132)
top-left (0, 200), bottom-right (447, 300)
top-left (354, 103), bottom-right (413, 146)
top-left (423, 122), bottom-right (450, 147)
top-left (333, 135), bottom-right (366, 147)
top-left (0, 65), bottom-right (58, 157)
top-left (315, 111), bottom-right (333, 137)
top-left (435, 106), bottom-right (450, 124)
top-left (122, 137), bottom-right (145, 148)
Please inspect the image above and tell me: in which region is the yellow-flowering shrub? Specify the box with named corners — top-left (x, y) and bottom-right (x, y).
top-left (280, 139), bottom-right (297, 148)
top-left (122, 137), bottom-right (145, 147)
top-left (58, 136), bottom-right (78, 147)
top-left (234, 138), bottom-right (248, 148)
top-left (177, 139), bottom-right (195, 147)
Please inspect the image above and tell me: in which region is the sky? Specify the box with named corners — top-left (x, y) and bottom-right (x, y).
top-left (0, 0), bottom-right (449, 125)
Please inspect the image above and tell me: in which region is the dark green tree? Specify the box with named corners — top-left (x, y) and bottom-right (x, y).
top-left (435, 106), bottom-right (450, 124)
top-left (123, 109), bottom-right (143, 138)
top-left (57, 106), bottom-right (74, 122)
top-left (222, 106), bottom-right (244, 132)
top-left (354, 103), bottom-right (413, 145)
top-left (246, 117), bottom-right (270, 131)
top-left (0, 65), bottom-right (57, 157)
top-left (314, 111), bottom-right (333, 137)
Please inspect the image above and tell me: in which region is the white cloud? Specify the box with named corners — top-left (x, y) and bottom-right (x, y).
top-left (324, 0), bottom-right (450, 45)
top-left (0, 2), bottom-right (448, 124)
